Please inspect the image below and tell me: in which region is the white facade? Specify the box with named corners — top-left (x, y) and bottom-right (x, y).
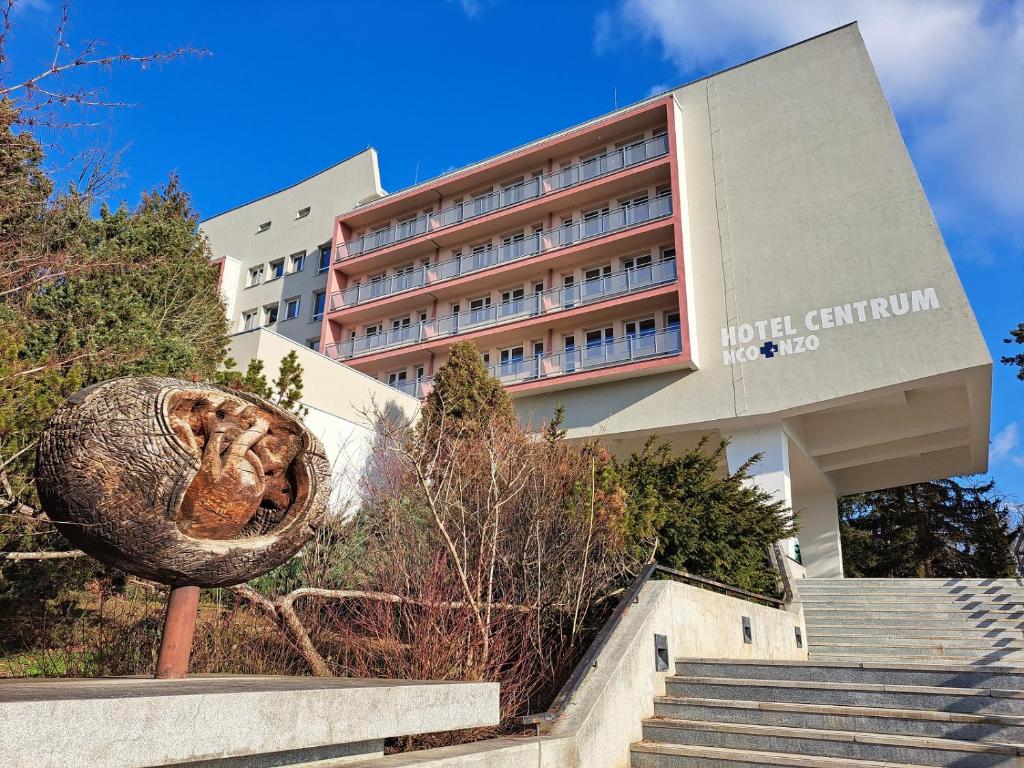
top-left (202, 149), bottom-right (385, 348)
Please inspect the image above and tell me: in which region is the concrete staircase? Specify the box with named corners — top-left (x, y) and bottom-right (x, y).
top-left (631, 578), bottom-right (1024, 766)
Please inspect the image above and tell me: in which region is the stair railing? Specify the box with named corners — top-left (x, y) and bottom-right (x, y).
top-left (767, 540), bottom-right (796, 606)
top-left (518, 562), bottom-right (784, 730)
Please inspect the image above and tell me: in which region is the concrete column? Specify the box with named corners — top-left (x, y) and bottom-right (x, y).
top-left (724, 425), bottom-right (796, 559)
top-left (795, 491), bottom-right (844, 578)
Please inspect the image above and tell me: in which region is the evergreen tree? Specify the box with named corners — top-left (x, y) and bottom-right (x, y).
top-left (617, 436), bottom-right (795, 596)
top-left (0, 104), bottom-right (229, 644)
top-left (216, 353), bottom-right (307, 415)
top-left (420, 341), bottom-right (514, 432)
top-left (839, 477), bottom-right (1016, 578)
top-left (1003, 322), bottom-right (1024, 381)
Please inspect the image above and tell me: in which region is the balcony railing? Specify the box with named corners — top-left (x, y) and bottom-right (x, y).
top-left (331, 193), bottom-right (673, 311)
top-left (387, 326), bottom-right (682, 397)
top-left (330, 259), bottom-right (677, 361)
top-left (338, 134), bottom-right (670, 260)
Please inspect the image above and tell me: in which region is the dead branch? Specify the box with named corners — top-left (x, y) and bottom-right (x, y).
top-left (2, 549), bottom-right (84, 561)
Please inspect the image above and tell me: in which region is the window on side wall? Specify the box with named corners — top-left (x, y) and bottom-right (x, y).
top-left (306, 337), bottom-right (320, 352)
top-left (241, 310), bottom-right (258, 331)
top-left (296, 207), bottom-right (311, 219)
top-left (257, 221), bottom-right (271, 234)
top-left (269, 259), bottom-right (285, 280)
top-left (263, 304), bottom-right (279, 325)
top-left (318, 245), bottom-right (331, 273)
top-left (290, 251), bottom-right (306, 273)
top-left (284, 297), bottom-right (300, 321)
top-left (248, 266), bottom-right (264, 287)
top-left (312, 291), bottom-right (326, 320)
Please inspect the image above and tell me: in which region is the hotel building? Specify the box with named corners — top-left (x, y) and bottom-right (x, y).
top-left (212, 25), bottom-right (993, 579)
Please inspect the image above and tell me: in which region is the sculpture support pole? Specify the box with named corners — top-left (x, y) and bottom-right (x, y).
top-left (155, 585), bottom-right (200, 679)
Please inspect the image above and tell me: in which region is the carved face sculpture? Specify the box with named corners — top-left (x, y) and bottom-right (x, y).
top-left (35, 377), bottom-right (330, 587)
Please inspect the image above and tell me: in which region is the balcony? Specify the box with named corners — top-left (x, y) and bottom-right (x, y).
top-left (330, 193), bottom-right (673, 311)
top-left (337, 134), bottom-right (670, 260)
top-left (388, 326), bottom-right (682, 397)
top-left (329, 259), bottom-right (678, 361)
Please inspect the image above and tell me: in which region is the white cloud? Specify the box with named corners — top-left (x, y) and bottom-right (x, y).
top-left (602, 0), bottom-right (1024, 259)
top-left (992, 422), bottom-right (1019, 462)
top-left (451, 0), bottom-right (484, 18)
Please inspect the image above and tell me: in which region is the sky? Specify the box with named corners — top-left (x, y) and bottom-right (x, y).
top-left (6, 0), bottom-right (1023, 501)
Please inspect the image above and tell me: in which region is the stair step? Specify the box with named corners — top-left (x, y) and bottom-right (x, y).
top-left (799, 579), bottom-right (1024, 586)
top-left (653, 696), bottom-right (1024, 743)
top-left (797, 586), bottom-right (1024, 594)
top-left (641, 717), bottom-right (1023, 766)
top-left (808, 635), bottom-right (1024, 648)
top-left (809, 643), bottom-right (1024, 658)
top-left (805, 616), bottom-right (1024, 629)
top-left (674, 659), bottom-right (1024, 689)
top-left (805, 604), bottom-right (1024, 613)
top-left (631, 741), bottom-right (926, 767)
top-left (665, 676), bottom-right (1024, 714)
top-left (807, 625), bottom-right (1024, 638)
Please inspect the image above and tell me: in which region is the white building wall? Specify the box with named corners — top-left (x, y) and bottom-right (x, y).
top-left (203, 149), bottom-right (385, 347)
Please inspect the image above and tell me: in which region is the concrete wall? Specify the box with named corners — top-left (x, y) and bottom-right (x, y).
top-left (0, 677), bottom-right (498, 768)
top-left (226, 328), bottom-right (419, 511)
top-left (514, 24), bottom-right (989, 451)
top-left (204, 150), bottom-right (384, 346)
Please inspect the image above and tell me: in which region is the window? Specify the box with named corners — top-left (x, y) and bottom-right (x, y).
top-left (622, 253), bottom-right (653, 271)
top-left (582, 205), bottom-right (610, 238)
top-left (586, 327), bottom-right (614, 348)
top-left (269, 259), bottom-right (285, 280)
top-left (241, 310), bottom-right (258, 331)
top-left (388, 370), bottom-right (408, 386)
top-left (499, 346), bottom-right (524, 376)
top-left (306, 337), bottom-right (321, 352)
top-left (290, 252), bottom-right (306, 273)
top-left (468, 295), bottom-right (491, 324)
top-left (584, 264), bottom-right (611, 281)
top-left (415, 365), bottom-right (425, 380)
top-left (248, 266), bottom-right (264, 287)
top-left (665, 311), bottom-right (680, 330)
top-left (625, 317), bottom-right (656, 337)
top-left (257, 221), bottom-right (271, 233)
top-left (296, 207), bottom-right (311, 219)
top-left (312, 291), bottom-right (326, 320)
top-left (365, 322), bottom-right (383, 337)
top-left (263, 304), bottom-right (279, 325)
top-left (318, 246), bottom-right (331, 273)
top-left (284, 297), bottom-right (300, 320)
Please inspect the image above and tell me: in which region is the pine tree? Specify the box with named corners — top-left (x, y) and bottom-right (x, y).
top-left (216, 354), bottom-right (307, 416)
top-left (839, 477), bottom-right (1016, 578)
top-left (1003, 322), bottom-right (1024, 381)
top-left (420, 341), bottom-right (514, 432)
top-left (617, 436), bottom-right (795, 596)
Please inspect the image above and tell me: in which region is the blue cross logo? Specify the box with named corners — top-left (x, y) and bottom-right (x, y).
top-left (759, 341), bottom-right (779, 359)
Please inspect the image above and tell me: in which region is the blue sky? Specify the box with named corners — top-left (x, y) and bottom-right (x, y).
top-left (7, 0), bottom-right (1022, 501)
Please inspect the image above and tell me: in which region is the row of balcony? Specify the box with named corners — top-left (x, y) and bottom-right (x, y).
top-left (389, 326), bottom-right (683, 398)
top-left (339, 133), bottom-right (670, 260)
top-left (329, 259), bottom-right (678, 360)
top-left (330, 193), bottom-right (673, 311)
